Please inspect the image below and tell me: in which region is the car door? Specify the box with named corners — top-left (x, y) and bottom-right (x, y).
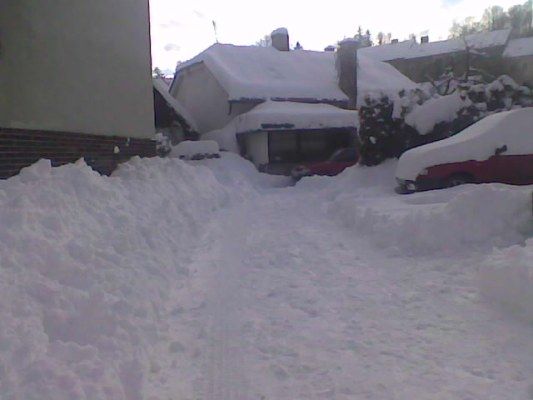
top-left (490, 144), bottom-right (531, 185)
top-left (329, 148), bottom-right (359, 175)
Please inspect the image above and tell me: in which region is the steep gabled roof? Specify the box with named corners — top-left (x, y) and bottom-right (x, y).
top-left (175, 44), bottom-right (348, 104)
top-left (174, 43), bottom-right (417, 105)
top-left (361, 29), bottom-right (512, 62)
top-left (153, 77), bottom-right (198, 132)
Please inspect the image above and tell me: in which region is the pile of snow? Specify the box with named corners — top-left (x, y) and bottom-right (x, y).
top-left (0, 155), bottom-right (275, 399)
top-left (404, 91), bottom-right (473, 135)
top-left (357, 56), bottom-right (418, 104)
top-left (478, 239), bottom-right (533, 323)
top-left (170, 140), bottom-right (220, 160)
top-left (233, 101), bottom-right (359, 132)
top-left (320, 164), bottom-right (532, 256)
top-left (398, 108), bottom-right (533, 180)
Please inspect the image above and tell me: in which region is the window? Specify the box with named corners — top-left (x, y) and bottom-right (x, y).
top-left (268, 129), bottom-right (352, 163)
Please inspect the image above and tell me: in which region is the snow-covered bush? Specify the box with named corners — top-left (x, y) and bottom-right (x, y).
top-left (357, 75), bottom-right (532, 166)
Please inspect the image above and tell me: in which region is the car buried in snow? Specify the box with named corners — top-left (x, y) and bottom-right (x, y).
top-left (291, 147), bottom-right (359, 180)
top-left (395, 108), bottom-right (533, 194)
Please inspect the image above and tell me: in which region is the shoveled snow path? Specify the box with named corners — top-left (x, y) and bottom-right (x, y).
top-left (172, 186), bottom-right (532, 400)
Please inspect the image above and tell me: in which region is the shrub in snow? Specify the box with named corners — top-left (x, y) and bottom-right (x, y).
top-left (357, 75), bottom-right (532, 166)
top-left (357, 89), bottom-right (429, 165)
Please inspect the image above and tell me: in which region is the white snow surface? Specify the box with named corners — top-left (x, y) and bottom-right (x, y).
top-left (404, 91), bottom-right (473, 135)
top-left (503, 36), bottom-right (533, 58)
top-left (175, 43), bottom-right (416, 104)
top-left (398, 107), bottom-right (533, 180)
top-left (233, 101), bottom-right (359, 132)
top-left (357, 56), bottom-right (418, 103)
top-left (170, 140), bottom-right (219, 159)
top-left (0, 155), bottom-right (532, 399)
top-left (479, 238), bottom-right (533, 324)
top-left (361, 29), bottom-right (511, 62)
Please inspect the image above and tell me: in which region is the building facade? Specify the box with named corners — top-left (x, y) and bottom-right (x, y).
top-left (0, 1), bottom-right (156, 178)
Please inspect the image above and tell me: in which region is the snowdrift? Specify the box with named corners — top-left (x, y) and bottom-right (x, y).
top-left (479, 238), bottom-right (533, 323)
top-left (0, 155), bottom-right (268, 399)
top-left (318, 163), bottom-right (532, 256)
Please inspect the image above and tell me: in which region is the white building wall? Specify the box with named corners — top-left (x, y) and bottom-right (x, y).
top-left (245, 132), bottom-right (269, 166)
top-left (0, 1), bottom-right (154, 138)
top-left (171, 64), bottom-right (232, 134)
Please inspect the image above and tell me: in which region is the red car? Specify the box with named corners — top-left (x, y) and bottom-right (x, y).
top-left (291, 147), bottom-right (359, 180)
top-left (395, 108), bottom-right (533, 193)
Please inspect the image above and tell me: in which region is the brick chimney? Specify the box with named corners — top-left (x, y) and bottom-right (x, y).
top-left (421, 35), bottom-right (429, 44)
top-left (335, 39), bottom-right (359, 109)
top-left (271, 28), bottom-right (289, 51)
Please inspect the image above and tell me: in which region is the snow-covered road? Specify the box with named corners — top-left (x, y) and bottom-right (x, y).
top-left (159, 163), bottom-right (533, 399)
top-left (0, 155), bottom-right (531, 399)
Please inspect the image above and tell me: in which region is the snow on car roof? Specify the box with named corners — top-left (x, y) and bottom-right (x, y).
top-left (174, 43), bottom-right (417, 105)
top-left (396, 107), bottom-right (533, 181)
top-left (361, 29), bottom-right (511, 62)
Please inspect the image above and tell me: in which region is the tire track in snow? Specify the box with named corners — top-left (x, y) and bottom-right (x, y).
top-left (198, 207), bottom-right (251, 400)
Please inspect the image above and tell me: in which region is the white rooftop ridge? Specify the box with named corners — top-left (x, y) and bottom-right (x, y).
top-left (174, 43), bottom-right (417, 104)
top-left (361, 29), bottom-right (512, 62)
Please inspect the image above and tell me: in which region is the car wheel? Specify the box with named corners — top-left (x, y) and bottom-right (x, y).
top-left (446, 173), bottom-right (474, 188)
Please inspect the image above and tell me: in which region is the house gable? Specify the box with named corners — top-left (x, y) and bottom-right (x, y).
top-left (171, 62), bottom-right (233, 134)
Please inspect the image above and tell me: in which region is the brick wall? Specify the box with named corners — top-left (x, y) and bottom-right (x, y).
top-left (0, 128), bottom-right (156, 179)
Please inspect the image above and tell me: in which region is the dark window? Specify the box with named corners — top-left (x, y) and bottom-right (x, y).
top-left (268, 129), bottom-right (352, 163)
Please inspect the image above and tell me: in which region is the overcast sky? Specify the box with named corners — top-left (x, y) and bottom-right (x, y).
top-left (149, 0), bottom-right (520, 72)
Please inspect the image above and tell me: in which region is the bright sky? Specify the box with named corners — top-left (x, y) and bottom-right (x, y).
top-left (149, 0), bottom-right (520, 72)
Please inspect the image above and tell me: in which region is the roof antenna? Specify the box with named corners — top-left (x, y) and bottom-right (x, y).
top-left (212, 20), bottom-right (219, 43)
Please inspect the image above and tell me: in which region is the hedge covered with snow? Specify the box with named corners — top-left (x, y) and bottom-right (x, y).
top-left (357, 75), bottom-right (533, 165)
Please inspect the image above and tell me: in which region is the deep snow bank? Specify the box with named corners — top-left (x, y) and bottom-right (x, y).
top-left (479, 239), bottom-right (533, 323)
top-left (316, 163), bottom-right (532, 256)
top-left (0, 155), bottom-right (262, 399)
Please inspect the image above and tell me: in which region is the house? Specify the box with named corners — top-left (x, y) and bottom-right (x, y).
top-left (153, 77), bottom-right (198, 144)
top-left (503, 36), bottom-right (533, 87)
top-left (0, 1), bottom-right (156, 178)
top-left (360, 29), bottom-right (512, 83)
top-left (360, 29), bottom-right (533, 87)
top-left (170, 29), bottom-right (416, 174)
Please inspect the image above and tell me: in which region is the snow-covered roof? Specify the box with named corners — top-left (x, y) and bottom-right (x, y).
top-left (153, 77), bottom-right (198, 132)
top-left (397, 107), bottom-right (533, 181)
top-left (234, 101), bottom-right (359, 133)
top-left (357, 56), bottom-right (417, 101)
top-left (176, 44), bottom-right (348, 103)
top-left (503, 36), bottom-right (533, 58)
top-left (175, 43), bottom-right (417, 105)
top-left (361, 29), bottom-right (511, 62)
